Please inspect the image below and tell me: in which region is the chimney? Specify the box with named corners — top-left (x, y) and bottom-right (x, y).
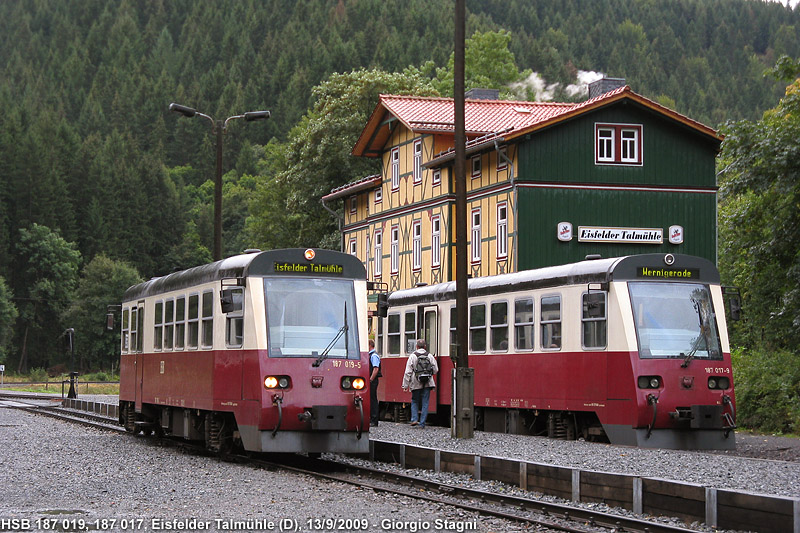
top-left (465, 88), bottom-right (500, 100)
top-left (588, 77), bottom-right (626, 99)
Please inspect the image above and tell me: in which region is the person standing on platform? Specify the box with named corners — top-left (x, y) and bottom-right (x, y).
top-left (402, 339), bottom-right (438, 428)
top-left (368, 339), bottom-right (381, 426)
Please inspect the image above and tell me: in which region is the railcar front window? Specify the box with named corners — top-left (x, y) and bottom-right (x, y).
top-left (629, 282), bottom-right (722, 360)
top-left (264, 278), bottom-right (359, 359)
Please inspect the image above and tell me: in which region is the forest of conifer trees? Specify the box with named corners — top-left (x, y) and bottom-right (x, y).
top-left (0, 0), bottom-right (798, 390)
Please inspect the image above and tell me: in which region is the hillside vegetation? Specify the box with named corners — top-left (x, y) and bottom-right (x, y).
top-left (0, 0), bottom-right (798, 392)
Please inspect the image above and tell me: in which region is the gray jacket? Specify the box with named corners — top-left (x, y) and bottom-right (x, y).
top-left (402, 349), bottom-right (438, 390)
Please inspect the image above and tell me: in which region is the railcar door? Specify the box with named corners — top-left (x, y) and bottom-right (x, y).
top-left (134, 301), bottom-right (144, 411)
top-left (420, 306), bottom-right (439, 412)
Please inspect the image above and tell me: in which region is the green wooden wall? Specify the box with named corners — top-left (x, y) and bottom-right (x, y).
top-left (514, 100), bottom-right (720, 269)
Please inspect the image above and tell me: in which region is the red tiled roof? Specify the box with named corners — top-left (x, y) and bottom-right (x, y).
top-left (352, 86), bottom-right (722, 158)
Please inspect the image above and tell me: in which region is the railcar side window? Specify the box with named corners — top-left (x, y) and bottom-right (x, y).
top-left (136, 304), bottom-right (144, 352)
top-left (130, 307), bottom-right (138, 353)
top-left (164, 299), bottom-right (174, 350)
top-left (449, 306), bottom-right (457, 359)
top-left (201, 291), bottom-right (214, 348)
top-left (470, 303), bottom-right (487, 353)
top-left (540, 296), bottom-right (561, 350)
top-left (582, 292), bottom-right (607, 349)
top-left (121, 308), bottom-right (130, 353)
top-left (387, 314), bottom-right (400, 355)
top-left (514, 298), bottom-right (534, 351)
top-left (490, 301), bottom-right (509, 351)
top-left (376, 315), bottom-right (383, 355)
top-left (187, 294), bottom-right (199, 349)
top-left (154, 301), bottom-right (163, 351)
top-left (175, 297), bottom-right (186, 350)
top-left (404, 311), bottom-right (416, 353)
top-left (224, 288), bottom-right (244, 348)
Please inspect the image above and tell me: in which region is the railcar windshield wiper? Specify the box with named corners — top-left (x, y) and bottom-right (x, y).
top-left (681, 296), bottom-right (712, 368)
top-left (313, 303), bottom-right (348, 367)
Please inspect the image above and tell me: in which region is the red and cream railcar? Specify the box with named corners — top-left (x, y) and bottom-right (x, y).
top-left (119, 248), bottom-right (370, 454)
top-left (376, 254), bottom-right (737, 449)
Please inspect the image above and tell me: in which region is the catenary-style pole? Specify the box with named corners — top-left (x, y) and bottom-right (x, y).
top-left (452, 0), bottom-right (474, 439)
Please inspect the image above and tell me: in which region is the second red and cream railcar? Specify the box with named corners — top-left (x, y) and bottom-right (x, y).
top-left (375, 253), bottom-right (737, 449)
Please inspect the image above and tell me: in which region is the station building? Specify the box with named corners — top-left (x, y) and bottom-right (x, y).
top-left (322, 79), bottom-right (723, 293)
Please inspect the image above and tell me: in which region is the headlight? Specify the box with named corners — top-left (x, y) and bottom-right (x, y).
top-left (341, 376), bottom-right (366, 390)
top-left (264, 376), bottom-right (291, 389)
top-left (708, 376), bottom-right (730, 390)
top-left (638, 376), bottom-right (661, 389)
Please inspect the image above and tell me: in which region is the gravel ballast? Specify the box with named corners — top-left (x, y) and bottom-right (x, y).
top-left (0, 407), bottom-right (525, 532)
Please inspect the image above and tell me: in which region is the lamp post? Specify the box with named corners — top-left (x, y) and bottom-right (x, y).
top-left (169, 103), bottom-right (270, 261)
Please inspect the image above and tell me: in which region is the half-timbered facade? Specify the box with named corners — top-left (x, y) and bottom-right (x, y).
top-left (323, 82), bottom-right (723, 295)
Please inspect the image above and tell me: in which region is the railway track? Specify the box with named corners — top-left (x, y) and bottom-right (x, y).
top-left (1, 393), bottom-right (706, 533)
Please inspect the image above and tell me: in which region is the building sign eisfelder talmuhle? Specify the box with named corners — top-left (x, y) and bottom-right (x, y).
top-left (577, 226), bottom-right (663, 244)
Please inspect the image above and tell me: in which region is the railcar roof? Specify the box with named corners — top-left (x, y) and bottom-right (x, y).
top-left (387, 254), bottom-right (718, 306)
top-left (123, 248), bottom-right (366, 302)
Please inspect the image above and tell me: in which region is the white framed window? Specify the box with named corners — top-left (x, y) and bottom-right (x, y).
top-left (620, 129), bottom-right (639, 163)
top-left (471, 155), bottom-right (482, 179)
top-left (174, 296), bottom-right (186, 350)
top-left (387, 313), bottom-right (400, 355)
top-left (596, 127), bottom-right (614, 162)
top-left (375, 187), bottom-right (382, 204)
top-left (121, 308), bottom-right (130, 354)
top-left (582, 291), bottom-right (607, 349)
top-left (471, 208), bottom-right (481, 263)
top-left (469, 303), bottom-right (486, 353)
top-left (514, 297), bottom-right (534, 351)
top-left (164, 299), bottom-right (174, 350)
top-left (374, 229), bottom-right (382, 277)
top-left (154, 300), bottom-right (163, 351)
top-left (349, 237), bottom-right (357, 256)
top-left (412, 220), bottom-right (422, 271)
top-left (365, 235), bottom-right (371, 278)
top-left (187, 293), bottom-right (199, 349)
top-left (496, 145), bottom-right (508, 171)
top-left (391, 148), bottom-right (400, 190)
top-left (349, 196), bottom-right (357, 214)
top-left (390, 225), bottom-right (399, 274)
top-left (540, 295), bottom-right (561, 350)
top-left (490, 300), bottom-right (509, 352)
top-left (496, 202), bottom-right (508, 259)
top-left (432, 169), bottom-right (441, 186)
top-left (201, 290), bottom-right (214, 349)
top-left (431, 215), bottom-right (441, 268)
top-left (413, 140), bottom-right (422, 185)
top-left (595, 123), bottom-right (642, 165)
top-left (224, 288), bottom-right (244, 348)
top-left (129, 307), bottom-right (138, 353)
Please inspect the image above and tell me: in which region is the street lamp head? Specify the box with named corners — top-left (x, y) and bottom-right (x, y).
top-left (244, 110), bottom-right (271, 122)
top-left (169, 103), bottom-right (197, 118)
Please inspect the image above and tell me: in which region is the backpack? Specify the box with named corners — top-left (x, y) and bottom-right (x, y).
top-left (413, 352), bottom-right (433, 384)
